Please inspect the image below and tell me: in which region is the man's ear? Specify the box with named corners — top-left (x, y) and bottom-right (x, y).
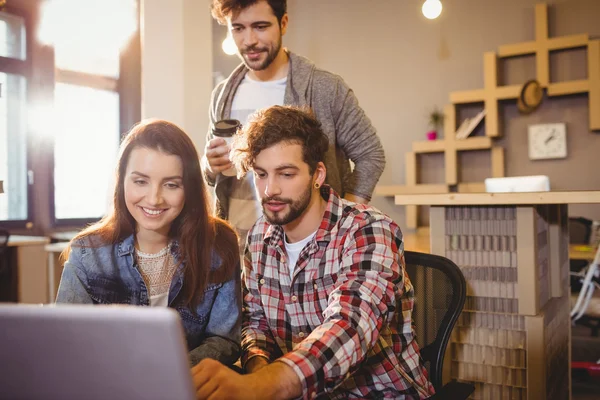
top-left (315, 162), bottom-right (326, 187)
top-left (280, 13), bottom-right (288, 36)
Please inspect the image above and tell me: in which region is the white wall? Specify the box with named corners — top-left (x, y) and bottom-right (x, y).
top-left (155, 0), bottom-right (600, 228)
top-left (140, 0), bottom-right (213, 152)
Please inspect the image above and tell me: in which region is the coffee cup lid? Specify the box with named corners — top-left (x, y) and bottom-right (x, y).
top-left (213, 119), bottom-right (241, 137)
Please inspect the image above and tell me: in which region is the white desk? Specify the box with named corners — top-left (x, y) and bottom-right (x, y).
top-left (9, 236), bottom-right (49, 247)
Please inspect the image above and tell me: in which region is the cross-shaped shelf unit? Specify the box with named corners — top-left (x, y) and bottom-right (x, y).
top-left (379, 3), bottom-right (600, 230)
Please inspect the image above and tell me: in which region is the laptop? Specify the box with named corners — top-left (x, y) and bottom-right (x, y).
top-left (0, 303), bottom-right (196, 400)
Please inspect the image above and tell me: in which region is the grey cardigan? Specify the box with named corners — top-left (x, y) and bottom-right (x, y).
top-left (204, 50), bottom-right (385, 220)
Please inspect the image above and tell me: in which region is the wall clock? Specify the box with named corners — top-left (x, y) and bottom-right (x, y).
top-left (528, 123), bottom-right (567, 160)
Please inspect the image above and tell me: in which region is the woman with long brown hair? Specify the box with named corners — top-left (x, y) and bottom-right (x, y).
top-left (56, 119), bottom-right (241, 367)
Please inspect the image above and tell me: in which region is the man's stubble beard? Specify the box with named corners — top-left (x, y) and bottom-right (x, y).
top-left (239, 34), bottom-right (282, 71)
top-left (262, 181), bottom-right (313, 226)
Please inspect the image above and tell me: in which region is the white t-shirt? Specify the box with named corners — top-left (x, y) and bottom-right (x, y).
top-left (228, 74), bottom-right (287, 237)
top-left (284, 229), bottom-right (318, 280)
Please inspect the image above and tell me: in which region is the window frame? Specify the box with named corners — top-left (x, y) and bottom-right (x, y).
top-left (0, 0), bottom-right (141, 234)
top-left (0, 4), bottom-right (35, 230)
top-left (51, 15), bottom-right (141, 228)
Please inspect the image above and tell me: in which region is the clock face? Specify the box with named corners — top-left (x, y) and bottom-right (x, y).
top-left (528, 123), bottom-right (567, 160)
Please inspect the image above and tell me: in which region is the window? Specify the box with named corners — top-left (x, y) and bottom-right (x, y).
top-left (0, 12), bottom-right (26, 60)
top-left (0, 11), bottom-right (29, 222)
top-left (40, 0), bottom-right (139, 225)
top-left (0, 0), bottom-right (140, 233)
top-left (52, 83), bottom-right (119, 220)
top-left (0, 72), bottom-right (27, 221)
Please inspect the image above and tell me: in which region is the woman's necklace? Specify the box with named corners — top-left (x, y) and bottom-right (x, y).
top-left (135, 242), bottom-right (171, 258)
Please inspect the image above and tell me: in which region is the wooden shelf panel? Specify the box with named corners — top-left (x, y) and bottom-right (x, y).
top-left (497, 34), bottom-right (588, 58)
top-left (457, 182), bottom-right (486, 193)
top-left (412, 140), bottom-right (446, 153)
top-left (491, 147), bottom-right (505, 178)
top-left (496, 85), bottom-right (521, 100)
top-left (498, 41), bottom-right (537, 58)
top-left (548, 34), bottom-right (589, 51)
top-left (450, 89), bottom-right (485, 104)
top-left (590, 40), bottom-right (600, 130)
top-left (412, 137), bottom-right (492, 154)
top-left (547, 80), bottom-right (589, 96)
top-left (375, 184), bottom-right (449, 196)
top-left (449, 86), bottom-right (519, 104)
top-left (455, 136), bottom-right (493, 151)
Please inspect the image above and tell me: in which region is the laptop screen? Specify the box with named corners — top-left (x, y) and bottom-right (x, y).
top-left (0, 304), bottom-right (195, 400)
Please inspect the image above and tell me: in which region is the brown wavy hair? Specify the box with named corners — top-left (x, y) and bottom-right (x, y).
top-left (62, 119), bottom-right (239, 309)
top-left (211, 0), bottom-right (287, 25)
top-left (230, 105), bottom-right (329, 176)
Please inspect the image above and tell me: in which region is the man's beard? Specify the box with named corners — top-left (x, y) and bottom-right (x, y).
top-left (261, 181), bottom-right (312, 226)
top-left (239, 35), bottom-right (282, 71)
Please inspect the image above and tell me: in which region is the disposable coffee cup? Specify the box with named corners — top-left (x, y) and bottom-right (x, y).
top-left (212, 119), bottom-right (241, 177)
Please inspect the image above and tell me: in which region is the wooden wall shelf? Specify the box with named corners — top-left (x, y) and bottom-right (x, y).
top-left (377, 3), bottom-right (599, 230)
top-left (412, 136), bottom-right (492, 154)
top-left (448, 3), bottom-right (600, 135)
top-left (395, 104), bottom-right (505, 229)
top-left (449, 53), bottom-right (521, 138)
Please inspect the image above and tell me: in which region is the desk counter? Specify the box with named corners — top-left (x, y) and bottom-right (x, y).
top-left (391, 190), bottom-right (600, 206)
top-left (386, 191), bottom-right (598, 399)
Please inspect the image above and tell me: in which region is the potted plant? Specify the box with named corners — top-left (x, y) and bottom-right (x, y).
top-left (427, 108), bottom-right (444, 140)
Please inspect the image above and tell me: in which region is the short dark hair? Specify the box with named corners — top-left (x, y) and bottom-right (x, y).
top-left (230, 105), bottom-right (329, 176)
top-left (211, 0), bottom-right (287, 25)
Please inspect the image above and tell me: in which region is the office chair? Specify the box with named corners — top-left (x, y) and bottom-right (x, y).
top-left (404, 251), bottom-right (474, 400)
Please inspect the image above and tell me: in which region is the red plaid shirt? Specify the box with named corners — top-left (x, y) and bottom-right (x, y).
top-left (241, 186), bottom-right (435, 399)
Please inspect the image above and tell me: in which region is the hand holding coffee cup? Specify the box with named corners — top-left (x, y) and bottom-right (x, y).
top-left (204, 137), bottom-right (231, 176)
top-left (205, 119), bottom-right (241, 177)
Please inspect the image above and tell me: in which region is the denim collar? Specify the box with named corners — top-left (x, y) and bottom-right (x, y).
top-left (117, 234), bottom-right (135, 256)
top-left (116, 234), bottom-right (180, 260)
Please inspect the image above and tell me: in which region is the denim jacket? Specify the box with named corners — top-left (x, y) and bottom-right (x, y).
top-left (55, 234), bottom-right (241, 367)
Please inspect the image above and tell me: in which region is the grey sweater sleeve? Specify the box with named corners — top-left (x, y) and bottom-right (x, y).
top-left (330, 77), bottom-right (386, 201)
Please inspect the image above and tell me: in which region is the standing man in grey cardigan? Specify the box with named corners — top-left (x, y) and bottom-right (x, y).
top-left (202, 0), bottom-right (385, 248)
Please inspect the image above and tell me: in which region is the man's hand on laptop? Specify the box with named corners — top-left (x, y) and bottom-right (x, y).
top-left (191, 358), bottom-right (301, 400)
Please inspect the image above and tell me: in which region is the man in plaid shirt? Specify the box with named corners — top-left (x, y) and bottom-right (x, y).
top-left (192, 106), bottom-right (434, 399)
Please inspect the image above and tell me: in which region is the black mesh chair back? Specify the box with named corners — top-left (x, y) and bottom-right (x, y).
top-left (569, 217), bottom-right (593, 244)
top-left (404, 250), bottom-right (473, 398)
